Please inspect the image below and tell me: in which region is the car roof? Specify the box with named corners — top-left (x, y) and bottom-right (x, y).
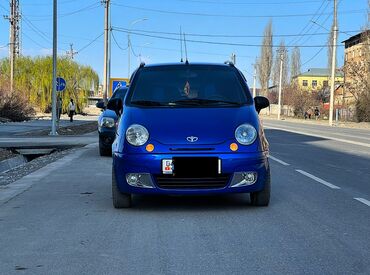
top-left (142, 62), bottom-right (233, 69)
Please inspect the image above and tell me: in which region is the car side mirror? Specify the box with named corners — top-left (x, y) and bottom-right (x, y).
top-left (254, 96), bottom-right (270, 114)
top-left (96, 100), bottom-right (105, 109)
top-left (107, 98), bottom-right (123, 116)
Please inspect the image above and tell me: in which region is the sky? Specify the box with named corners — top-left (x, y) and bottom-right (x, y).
top-left (0, 0), bottom-right (368, 88)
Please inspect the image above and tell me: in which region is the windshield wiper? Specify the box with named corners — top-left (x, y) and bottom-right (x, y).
top-left (131, 100), bottom-right (164, 106)
top-left (170, 98), bottom-right (241, 106)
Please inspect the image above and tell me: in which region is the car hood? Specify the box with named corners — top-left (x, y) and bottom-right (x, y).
top-left (123, 105), bottom-right (259, 145)
top-left (99, 109), bottom-right (118, 121)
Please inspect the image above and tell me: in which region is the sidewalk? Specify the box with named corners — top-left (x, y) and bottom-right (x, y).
top-left (0, 115), bottom-right (98, 137)
top-left (261, 115), bottom-right (370, 130)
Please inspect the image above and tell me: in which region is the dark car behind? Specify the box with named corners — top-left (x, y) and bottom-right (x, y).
top-left (97, 86), bottom-right (128, 156)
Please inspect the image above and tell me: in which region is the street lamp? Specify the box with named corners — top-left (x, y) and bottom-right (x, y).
top-left (128, 18), bottom-right (148, 79)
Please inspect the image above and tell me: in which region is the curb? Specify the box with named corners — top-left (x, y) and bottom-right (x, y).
top-left (0, 155), bottom-right (27, 174)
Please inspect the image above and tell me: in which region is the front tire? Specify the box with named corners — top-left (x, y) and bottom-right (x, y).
top-left (112, 168), bottom-right (132, 208)
top-left (99, 136), bottom-right (112, 156)
top-left (250, 169), bottom-right (271, 207)
top-left (99, 145), bottom-right (111, 156)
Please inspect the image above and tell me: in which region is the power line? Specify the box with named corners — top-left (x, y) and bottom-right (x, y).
top-left (171, 0), bottom-right (324, 5)
top-left (301, 46), bottom-right (325, 67)
top-left (110, 3), bottom-right (365, 19)
top-left (22, 2), bottom-right (101, 20)
top-left (22, 0), bottom-right (85, 6)
top-left (113, 26), bottom-right (360, 39)
top-left (22, 15), bottom-right (69, 50)
top-left (0, 3), bottom-right (9, 12)
top-left (288, 0), bottom-right (329, 46)
top-left (76, 32), bottom-right (104, 53)
top-left (295, 0), bottom-right (344, 68)
top-left (22, 16), bottom-right (51, 44)
top-left (22, 31), bottom-right (50, 49)
top-left (112, 30), bottom-right (254, 58)
top-left (111, 31), bottom-right (128, 51)
top-left (112, 28), bottom-right (346, 48)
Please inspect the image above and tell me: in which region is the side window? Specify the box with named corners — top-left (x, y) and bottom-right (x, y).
top-left (302, 80), bottom-right (308, 87)
top-left (312, 80), bottom-right (317, 88)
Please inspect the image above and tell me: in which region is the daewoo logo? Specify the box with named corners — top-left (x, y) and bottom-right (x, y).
top-left (187, 136), bottom-right (199, 143)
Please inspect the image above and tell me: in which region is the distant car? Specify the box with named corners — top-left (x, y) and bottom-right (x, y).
top-left (96, 86), bottom-right (128, 156)
top-left (110, 62), bottom-right (270, 208)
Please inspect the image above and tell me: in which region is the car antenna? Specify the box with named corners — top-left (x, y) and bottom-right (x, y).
top-left (180, 26), bottom-right (183, 62)
top-left (183, 32), bottom-right (189, 64)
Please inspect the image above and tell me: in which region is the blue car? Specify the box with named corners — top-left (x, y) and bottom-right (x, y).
top-left (97, 86), bottom-right (128, 156)
top-left (111, 63), bottom-right (270, 208)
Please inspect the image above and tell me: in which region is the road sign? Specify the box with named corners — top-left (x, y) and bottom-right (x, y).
top-left (56, 77), bottom-right (66, 92)
top-left (109, 78), bottom-right (129, 97)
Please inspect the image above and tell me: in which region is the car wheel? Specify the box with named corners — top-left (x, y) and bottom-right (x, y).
top-left (250, 169), bottom-right (270, 207)
top-left (112, 168), bottom-right (132, 208)
top-left (99, 144), bottom-right (112, 156)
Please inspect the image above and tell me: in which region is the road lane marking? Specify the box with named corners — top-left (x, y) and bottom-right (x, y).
top-left (295, 169), bottom-right (341, 189)
top-left (269, 155), bottom-right (290, 166)
top-left (354, 198), bottom-right (370, 207)
top-left (264, 125), bottom-right (370, 148)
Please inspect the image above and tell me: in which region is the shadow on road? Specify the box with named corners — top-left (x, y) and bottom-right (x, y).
top-left (125, 194), bottom-right (272, 212)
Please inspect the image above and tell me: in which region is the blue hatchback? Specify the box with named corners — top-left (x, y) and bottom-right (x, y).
top-left (111, 63), bottom-right (271, 208)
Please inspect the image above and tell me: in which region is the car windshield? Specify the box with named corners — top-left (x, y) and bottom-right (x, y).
top-left (111, 88), bottom-right (128, 101)
top-left (128, 65), bottom-right (250, 107)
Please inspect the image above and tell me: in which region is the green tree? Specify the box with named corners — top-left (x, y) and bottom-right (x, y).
top-left (0, 56), bottom-right (99, 113)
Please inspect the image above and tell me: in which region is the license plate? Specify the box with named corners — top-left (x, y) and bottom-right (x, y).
top-left (162, 159), bottom-right (173, 174)
top-left (174, 157), bottom-right (220, 177)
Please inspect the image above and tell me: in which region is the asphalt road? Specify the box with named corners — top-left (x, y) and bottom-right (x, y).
top-left (0, 122), bottom-right (369, 274)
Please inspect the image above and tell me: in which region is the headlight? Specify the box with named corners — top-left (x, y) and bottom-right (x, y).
top-left (235, 124), bottom-right (257, 145)
top-left (126, 124), bottom-right (149, 146)
top-left (100, 117), bottom-right (115, 128)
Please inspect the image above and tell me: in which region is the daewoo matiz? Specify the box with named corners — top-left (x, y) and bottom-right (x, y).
top-left (111, 62), bottom-right (271, 208)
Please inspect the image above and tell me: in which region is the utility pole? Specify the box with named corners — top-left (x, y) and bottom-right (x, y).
top-left (329, 0), bottom-right (338, 126)
top-left (50, 0), bottom-right (57, 135)
top-left (6, 0), bottom-right (20, 93)
top-left (252, 62), bottom-right (257, 98)
top-left (66, 43), bottom-right (77, 59)
top-left (102, 0), bottom-right (110, 104)
top-left (128, 32), bottom-right (131, 80)
top-left (277, 50), bottom-right (286, 120)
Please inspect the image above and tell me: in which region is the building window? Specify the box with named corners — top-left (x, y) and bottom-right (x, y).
top-left (303, 80), bottom-right (308, 87)
top-left (323, 80), bottom-right (328, 87)
top-left (312, 80), bottom-right (317, 88)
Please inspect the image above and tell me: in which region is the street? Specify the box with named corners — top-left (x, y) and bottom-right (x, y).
top-left (0, 120), bottom-right (369, 274)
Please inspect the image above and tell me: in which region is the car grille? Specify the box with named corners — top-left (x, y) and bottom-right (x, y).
top-left (155, 175), bottom-right (230, 189)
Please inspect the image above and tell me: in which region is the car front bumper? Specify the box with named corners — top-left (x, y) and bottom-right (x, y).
top-left (113, 152), bottom-right (269, 195)
top-left (98, 128), bottom-right (116, 148)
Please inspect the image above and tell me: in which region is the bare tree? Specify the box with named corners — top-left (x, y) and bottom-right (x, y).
top-left (290, 46), bottom-right (301, 83)
top-left (257, 20), bottom-right (273, 96)
top-left (284, 85), bottom-right (320, 117)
